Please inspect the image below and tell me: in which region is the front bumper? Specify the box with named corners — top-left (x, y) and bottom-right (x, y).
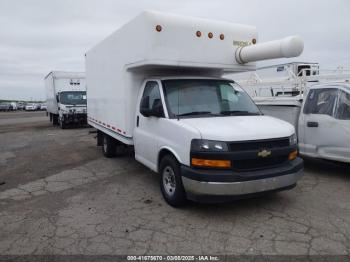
top-left (62, 113), bottom-right (87, 125)
top-left (181, 158), bottom-right (303, 202)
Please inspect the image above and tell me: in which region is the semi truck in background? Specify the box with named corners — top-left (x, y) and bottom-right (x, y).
top-left (86, 11), bottom-right (304, 206)
top-left (45, 71), bottom-right (87, 129)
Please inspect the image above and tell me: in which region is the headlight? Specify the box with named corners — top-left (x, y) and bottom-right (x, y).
top-left (289, 133), bottom-right (297, 146)
top-left (191, 139), bottom-right (229, 152)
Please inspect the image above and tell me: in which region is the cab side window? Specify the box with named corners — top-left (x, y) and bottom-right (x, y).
top-left (335, 91), bottom-right (350, 120)
top-left (303, 88), bottom-right (338, 117)
top-left (140, 81), bottom-right (163, 116)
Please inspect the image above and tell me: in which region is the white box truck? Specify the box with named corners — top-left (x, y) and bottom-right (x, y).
top-left (45, 71), bottom-right (87, 128)
top-left (86, 11), bottom-right (305, 206)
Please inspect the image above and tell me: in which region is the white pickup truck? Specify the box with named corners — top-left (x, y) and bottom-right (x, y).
top-left (256, 83), bottom-right (350, 163)
top-left (86, 11), bottom-right (304, 206)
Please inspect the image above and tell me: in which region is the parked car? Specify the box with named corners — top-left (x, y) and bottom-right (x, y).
top-left (17, 102), bottom-right (25, 110)
top-left (25, 103), bottom-right (37, 111)
top-left (0, 102), bottom-right (11, 111)
top-left (9, 102), bottom-right (17, 110)
top-left (40, 103), bottom-right (47, 111)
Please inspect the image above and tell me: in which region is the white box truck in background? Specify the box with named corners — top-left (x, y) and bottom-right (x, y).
top-left (45, 71), bottom-right (87, 128)
top-left (86, 11), bottom-right (304, 206)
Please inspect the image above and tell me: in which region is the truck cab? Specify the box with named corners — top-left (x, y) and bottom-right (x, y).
top-left (298, 83), bottom-right (350, 162)
top-left (56, 90), bottom-right (87, 128)
top-left (103, 77), bottom-right (303, 206)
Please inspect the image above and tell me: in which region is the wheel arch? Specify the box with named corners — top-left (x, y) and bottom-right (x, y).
top-left (157, 146), bottom-right (182, 173)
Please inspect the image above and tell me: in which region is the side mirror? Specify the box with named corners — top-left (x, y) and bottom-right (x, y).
top-left (140, 96), bottom-right (150, 117)
top-left (140, 97), bottom-right (164, 118)
top-left (150, 99), bottom-right (164, 118)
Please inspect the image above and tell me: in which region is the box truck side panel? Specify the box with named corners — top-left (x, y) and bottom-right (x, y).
top-left (86, 14), bottom-right (153, 143)
top-left (45, 73), bottom-right (58, 115)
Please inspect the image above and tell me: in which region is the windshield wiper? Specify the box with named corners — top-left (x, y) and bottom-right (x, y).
top-left (177, 111), bottom-right (219, 117)
top-left (220, 110), bottom-right (260, 116)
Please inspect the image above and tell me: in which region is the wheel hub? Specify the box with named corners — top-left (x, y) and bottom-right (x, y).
top-left (162, 166), bottom-right (176, 197)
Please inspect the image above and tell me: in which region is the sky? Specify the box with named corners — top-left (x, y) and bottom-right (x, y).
top-left (0, 0), bottom-right (349, 100)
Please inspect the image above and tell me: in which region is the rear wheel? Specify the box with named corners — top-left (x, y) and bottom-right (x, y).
top-left (160, 155), bottom-right (187, 207)
top-left (102, 134), bottom-right (117, 158)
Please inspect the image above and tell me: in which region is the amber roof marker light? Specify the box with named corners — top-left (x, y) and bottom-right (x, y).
top-left (208, 32), bottom-right (213, 39)
top-left (196, 31), bottom-right (202, 37)
top-left (220, 34), bottom-right (225, 40)
top-left (252, 38), bottom-right (257, 44)
top-left (155, 25), bottom-right (162, 32)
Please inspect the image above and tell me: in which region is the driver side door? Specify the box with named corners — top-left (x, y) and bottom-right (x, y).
top-left (134, 81), bottom-right (164, 171)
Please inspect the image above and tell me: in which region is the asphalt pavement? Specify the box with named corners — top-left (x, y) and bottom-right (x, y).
top-left (0, 111), bottom-right (349, 256)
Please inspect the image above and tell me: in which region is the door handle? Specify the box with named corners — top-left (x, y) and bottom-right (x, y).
top-left (307, 121), bottom-right (318, 127)
top-left (136, 116), bottom-right (139, 127)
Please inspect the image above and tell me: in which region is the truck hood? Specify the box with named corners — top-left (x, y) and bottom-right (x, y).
top-left (180, 115), bottom-right (295, 141)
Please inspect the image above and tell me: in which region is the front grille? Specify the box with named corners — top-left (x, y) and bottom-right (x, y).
top-left (233, 155), bottom-right (289, 171)
top-left (229, 137), bottom-right (290, 152)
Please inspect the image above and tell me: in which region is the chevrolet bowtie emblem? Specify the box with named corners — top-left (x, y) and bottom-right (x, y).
top-left (258, 149), bottom-right (271, 158)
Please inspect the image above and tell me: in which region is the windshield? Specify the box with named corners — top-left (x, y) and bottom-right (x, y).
top-left (162, 79), bottom-right (261, 118)
top-left (59, 91), bottom-right (87, 105)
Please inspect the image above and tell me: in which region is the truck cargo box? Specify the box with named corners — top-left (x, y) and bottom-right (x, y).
top-left (86, 11), bottom-right (259, 143)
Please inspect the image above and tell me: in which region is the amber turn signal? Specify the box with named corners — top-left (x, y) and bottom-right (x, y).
top-left (288, 150), bottom-right (298, 160)
top-left (191, 158), bottom-right (231, 168)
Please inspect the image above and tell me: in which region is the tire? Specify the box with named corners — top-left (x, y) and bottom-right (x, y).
top-left (60, 119), bottom-right (67, 129)
top-left (159, 155), bottom-right (187, 207)
top-left (52, 114), bottom-right (59, 125)
top-left (49, 113), bottom-right (52, 122)
top-left (102, 134), bottom-right (117, 158)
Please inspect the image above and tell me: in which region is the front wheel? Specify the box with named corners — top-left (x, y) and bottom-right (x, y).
top-left (52, 114), bottom-right (59, 125)
top-left (60, 119), bottom-right (67, 129)
top-left (102, 134), bottom-right (117, 158)
top-left (160, 155), bottom-right (187, 207)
